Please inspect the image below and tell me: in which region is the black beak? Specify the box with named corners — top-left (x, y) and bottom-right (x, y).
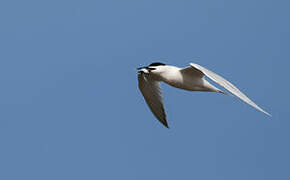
top-left (137, 66), bottom-right (147, 70)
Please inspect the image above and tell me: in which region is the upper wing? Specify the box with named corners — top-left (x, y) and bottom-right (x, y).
top-left (189, 63), bottom-right (271, 116)
top-left (138, 73), bottom-right (168, 128)
top-left (180, 65), bottom-right (204, 78)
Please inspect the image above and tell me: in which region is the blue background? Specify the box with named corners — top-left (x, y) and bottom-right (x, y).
top-left (0, 0), bottom-right (289, 179)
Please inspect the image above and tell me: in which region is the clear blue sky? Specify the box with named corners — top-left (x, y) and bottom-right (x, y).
top-left (0, 0), bottom-right (289, 179)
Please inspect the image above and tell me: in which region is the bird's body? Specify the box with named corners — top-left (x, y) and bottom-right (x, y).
top-left (137, 62), bottom-right (270, 128)
top-left (152, 65), bottom-right (221, 92)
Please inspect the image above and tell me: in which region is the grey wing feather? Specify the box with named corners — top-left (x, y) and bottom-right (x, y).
top-left (189, 63), bottom-right (271, 116)
top-left (180, 66), bottom-right (204, 77)
top-left (138, 74), bottom-right (168, 128)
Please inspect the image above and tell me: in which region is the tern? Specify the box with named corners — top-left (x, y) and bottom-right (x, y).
top-left (137, 62), bottom-right (270, 128)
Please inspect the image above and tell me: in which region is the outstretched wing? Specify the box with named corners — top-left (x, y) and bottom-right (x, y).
top-left (138, 73), bottom-right (168, 128)
top-left (189, 63), bottom-right (271, 116)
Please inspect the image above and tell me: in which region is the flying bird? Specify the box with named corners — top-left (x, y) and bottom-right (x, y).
top-left (137, 62), bottom-right (270, 128)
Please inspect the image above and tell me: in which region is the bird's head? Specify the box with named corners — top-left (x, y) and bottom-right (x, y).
top-left (137, 62), bottom-right (166, 74)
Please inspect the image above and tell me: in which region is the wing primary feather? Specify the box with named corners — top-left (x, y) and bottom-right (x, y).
top-left (190, 63), bottom-right (271, 116)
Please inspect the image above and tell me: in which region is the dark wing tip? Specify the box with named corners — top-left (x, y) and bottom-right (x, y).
top-left (162, 122), bottom-right (170, 128)
top-left (159, 108), bottom-right (169, 128)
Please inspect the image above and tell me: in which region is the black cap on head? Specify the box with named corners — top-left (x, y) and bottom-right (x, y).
top-left (149, 62), bottom-right (166, 66)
